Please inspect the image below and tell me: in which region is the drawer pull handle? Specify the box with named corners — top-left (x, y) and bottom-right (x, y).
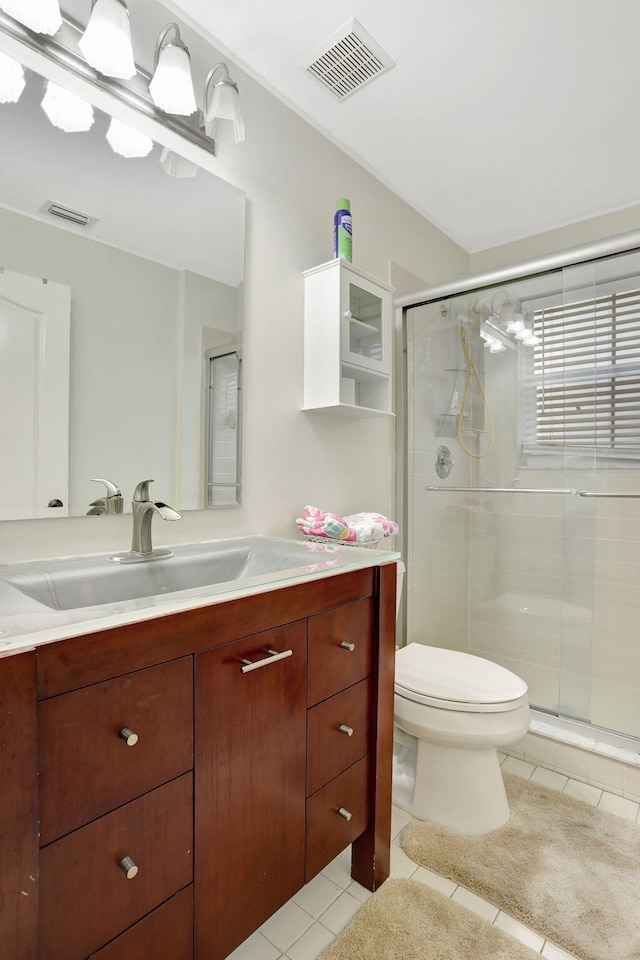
top-left (240, 648), bottom-right (293, 674)
top-left (340, 641), bottom-right (355, 652)
top-left (339, 724), bottom-right (354, 737)
top-left (119, 856), bottom-right (139, 879)
top-left (119, 727), bottom-right (139, 747)
top-left (337, 807), bottom-right (353, 822)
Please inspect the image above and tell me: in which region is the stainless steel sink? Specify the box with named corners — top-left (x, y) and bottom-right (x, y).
top-left (0, 537), bottom-right (331, 611)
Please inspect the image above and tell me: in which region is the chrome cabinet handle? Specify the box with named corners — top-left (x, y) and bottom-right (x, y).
top-left (240, 648), bottom-right (293, 674)
top-left (119, 856), bottom-right (138, 879)
top-left (337, 807), bottom-right (352, 822)
top-left (119, 727), bottom-right (139, 746)
top-left (339, 724), bottom-right (354, 737)
top-left (340, 641), bottom-right (355, 652)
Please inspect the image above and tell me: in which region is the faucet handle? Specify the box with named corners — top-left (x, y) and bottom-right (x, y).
top-left (133, 479), bottom-right (155, 502)
top-left (91, 478), bottom-right (122, 497)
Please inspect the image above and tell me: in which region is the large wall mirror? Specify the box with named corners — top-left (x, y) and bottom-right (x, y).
top-left (0, 19), bottom-right (245, 521)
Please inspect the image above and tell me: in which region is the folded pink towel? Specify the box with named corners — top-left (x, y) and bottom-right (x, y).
top-left (296, 505), bottom-right (399, 543)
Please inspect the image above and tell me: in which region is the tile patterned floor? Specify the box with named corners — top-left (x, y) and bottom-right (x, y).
top-left (224, 757), bottom-right (640, 960)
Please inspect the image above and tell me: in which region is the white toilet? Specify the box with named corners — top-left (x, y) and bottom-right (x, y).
top-left (394, 643), bottom-right (530, 836)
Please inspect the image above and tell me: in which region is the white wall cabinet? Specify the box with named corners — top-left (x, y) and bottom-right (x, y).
top-left (303, 260), bottom-right (394, 418)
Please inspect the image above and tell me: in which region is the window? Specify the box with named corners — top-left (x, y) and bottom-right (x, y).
top-left (521, 289), bottom-right (640, 463)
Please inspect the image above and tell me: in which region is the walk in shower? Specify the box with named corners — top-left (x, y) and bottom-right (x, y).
top-left (400, 236), bottom-right (640, 743)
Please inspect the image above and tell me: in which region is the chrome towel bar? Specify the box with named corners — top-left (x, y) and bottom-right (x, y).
top-left (425, 486), bottom-right (577, 495)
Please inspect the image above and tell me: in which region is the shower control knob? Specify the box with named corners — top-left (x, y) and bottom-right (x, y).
top-left (435, 445), bottom-right (455, 479)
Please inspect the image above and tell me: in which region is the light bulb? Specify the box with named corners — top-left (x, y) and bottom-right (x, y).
top-left (149, 34), bottom-right (196, 115)
top-left (204, 65), bottom-right (245, 143)
top-left (159, 147), bottom-right (198, 178)
top-left (78, 0), bottom-right (136, 80)
top-left (506, 312), bottom-right (525, 334)
top-left (41, 81), bottom-right (94, 132)
top-left (0, 51), bottom-right (25, 103)
top-left (0, 0), bottom-right (62, 35)
top-left (106, 117), bottom-right (153, 158)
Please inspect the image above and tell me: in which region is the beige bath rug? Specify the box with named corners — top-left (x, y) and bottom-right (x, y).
top-left (318, 877), bottom-right (539, 959)
top-left (401, 772), bottom-right (640, 960)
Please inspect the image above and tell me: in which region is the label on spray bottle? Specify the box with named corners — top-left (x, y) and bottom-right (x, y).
top-left (334, 198), bottom-right (352, 262)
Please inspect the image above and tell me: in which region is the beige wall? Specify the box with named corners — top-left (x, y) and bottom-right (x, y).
top-left (0, 45), bottom-right (468, 564)
top-left (470, 203), bottom-right (640, 273)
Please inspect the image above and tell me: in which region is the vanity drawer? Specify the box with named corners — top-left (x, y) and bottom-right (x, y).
top-left (308, 599), bottom-right (375, 706)
top-left (40, 773), bottom-right (193, 960)
top-left (305, 756), bottom-right (370, 882)
top-left (307, 678), bottom-right (371, 796)
top-left (39, 657), bottom-right (193, 844)
top-left (87, 886), bottom-right (193, 960)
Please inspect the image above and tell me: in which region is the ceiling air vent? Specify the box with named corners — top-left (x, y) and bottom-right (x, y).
top-left (302, 18), bottom-right (395, 101)
top-left (40, 201), bottom-right (98, 228)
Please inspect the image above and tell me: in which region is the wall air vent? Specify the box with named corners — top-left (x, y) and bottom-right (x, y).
top-left (301, 18), bottom-right (395, 101)
top-left (40, 201), bottom-right (98, 228)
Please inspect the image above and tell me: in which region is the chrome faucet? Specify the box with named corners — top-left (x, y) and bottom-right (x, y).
top-left (86, 478), bottom-right (124, 515)
top-left (110, 479), bottom-right (182, 563)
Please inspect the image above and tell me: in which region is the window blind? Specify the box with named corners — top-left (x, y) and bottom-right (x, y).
top-left (531, 290), bottom-right (640, 450)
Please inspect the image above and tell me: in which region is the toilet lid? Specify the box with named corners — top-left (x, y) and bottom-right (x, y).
top-left (395, 643), bottom-right (528, 706)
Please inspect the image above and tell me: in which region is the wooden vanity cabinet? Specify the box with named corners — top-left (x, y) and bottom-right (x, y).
top-left (0, 563), bottom-right (396, 960)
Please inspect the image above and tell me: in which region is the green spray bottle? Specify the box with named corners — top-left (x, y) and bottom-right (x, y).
top-left (333, 198), bottom-right (352, 262)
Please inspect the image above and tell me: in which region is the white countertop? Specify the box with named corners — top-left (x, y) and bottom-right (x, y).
top-left (0, 535), bottom-right (400, 655)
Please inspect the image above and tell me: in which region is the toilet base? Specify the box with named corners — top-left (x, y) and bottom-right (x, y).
top-left (402, 739), bottom-right (511, 836)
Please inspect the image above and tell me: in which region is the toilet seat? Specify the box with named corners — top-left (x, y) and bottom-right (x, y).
top-left (395, 643), bottom-right (528, 713)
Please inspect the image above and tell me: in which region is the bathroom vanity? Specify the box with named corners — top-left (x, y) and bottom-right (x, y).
top-left (0, 542), bottom-right (397, 960)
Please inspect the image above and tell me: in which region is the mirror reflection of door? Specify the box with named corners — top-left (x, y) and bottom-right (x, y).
top-left (206, 346), bottom-right (242, 508)
top-left (0, 270), bottom-right (70, 519)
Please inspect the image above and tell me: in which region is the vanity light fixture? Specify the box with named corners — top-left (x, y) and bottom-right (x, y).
top-left (203, 62), bottom-right (245, 143)
top-left (0, 5), bottom-right (246, 163)
top-left (0, 0), bottom-right (62, 35)
top-left (78, 0), bottom-right (136, 80)
top-left (41, 79), bottom-right (94, 132)
top-left (476, 292), bottom-right (538, 351)
top-left (106, 116), bottom-right (153, 158)
top-left (0, 50), bottom-right (25, 102)
top-left (149, 23), bottom-right (197, 116)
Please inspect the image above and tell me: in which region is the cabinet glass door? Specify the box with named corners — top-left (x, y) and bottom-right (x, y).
top-left (341, 274), bottom-right (390, 376)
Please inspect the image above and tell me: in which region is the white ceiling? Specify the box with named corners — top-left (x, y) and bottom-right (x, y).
top-left (170, 0), bottom-right (640, 252)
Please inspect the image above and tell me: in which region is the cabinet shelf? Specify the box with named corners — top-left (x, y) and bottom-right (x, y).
top-left (348, 317), bottom-right (379, 337)
top-left (304, 402), bottom-right (395, 419)
top-left (341, 361), bottom-right (389, 383)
